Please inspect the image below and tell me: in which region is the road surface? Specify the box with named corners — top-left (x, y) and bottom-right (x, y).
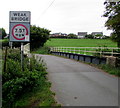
top-left (35, 54), bottom-right (119, 106)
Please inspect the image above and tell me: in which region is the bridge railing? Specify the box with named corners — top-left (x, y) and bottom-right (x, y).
top-left (50, 47), bottom-right (120, 56)
top-left (24, 43), bottom-right (30, 56)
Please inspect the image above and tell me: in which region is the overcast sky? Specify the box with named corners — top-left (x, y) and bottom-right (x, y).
top-left (0, 0), bottom-right (112, 35)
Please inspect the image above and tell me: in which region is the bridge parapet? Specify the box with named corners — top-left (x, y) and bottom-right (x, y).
top-left (50, 47), bottom-right (120, 67)
top-left (50, 47), bottom-right (120, 57)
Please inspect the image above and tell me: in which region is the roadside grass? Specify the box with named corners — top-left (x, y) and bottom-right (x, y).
top-left (32, 46), bottom-right (50, 54)
top-left (15, 80), bottom-right (60, 107)
top-left (83, 60), bottom-right (120, 77)
top-left (98, 64), bottom-right (120, 77)
top-left (45, 38), bottom-right (117, 47)
top-left (85, 61), bottom-right (120, 77)
top-left (84, 61), bottom-right (120, 77)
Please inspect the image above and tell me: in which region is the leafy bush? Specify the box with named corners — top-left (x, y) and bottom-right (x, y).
top-left (2, 49), bottom-right (47, 108)
top-left (30, 25), bottom-right (50, 50)
top-left (0, 28), bottom-right (7, 39)
top-left (2, 39), bottom-right (9, 47)
top-left (7, 48), bottom-right (21, 62)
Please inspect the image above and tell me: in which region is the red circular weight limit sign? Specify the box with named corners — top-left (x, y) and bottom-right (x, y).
top-left (12, 24), bottom-right (28, 40)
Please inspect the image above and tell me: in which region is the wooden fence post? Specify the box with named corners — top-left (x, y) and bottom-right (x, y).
top-left (3, 47), bottom-right (8, 72)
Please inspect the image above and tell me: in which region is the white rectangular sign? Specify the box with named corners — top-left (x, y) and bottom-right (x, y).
top-left (9, 11), bottom-right (30, 42)
top-left (10, 11), bottom-right (30, 23)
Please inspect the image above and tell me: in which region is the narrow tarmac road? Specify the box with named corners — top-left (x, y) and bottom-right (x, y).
top-left (35, 54), bottom-right (118, 106)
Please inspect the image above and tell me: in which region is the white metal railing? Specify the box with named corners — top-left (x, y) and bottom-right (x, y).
top-left (24, 43), bottom-right (30, 55)
top-left (50, 47), bottom-right (120, 56)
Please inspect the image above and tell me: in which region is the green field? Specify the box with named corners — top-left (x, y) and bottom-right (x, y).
top-left (45, 39), bottom-right (117, 47)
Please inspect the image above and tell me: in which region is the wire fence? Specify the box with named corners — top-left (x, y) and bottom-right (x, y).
top-left (50, 47), bottom-right (120, 57)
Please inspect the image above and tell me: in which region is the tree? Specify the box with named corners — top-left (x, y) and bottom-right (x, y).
top-left (30, 25), bottom-right (51, 50)
top-left (85, 34), bottom-right (94, 39)
top-left (0, 28), bottom-right (7, 39)
top-left (103, 1), bottom-right (120, 47)
top-left (95, 34), bottom-right (103, 39)
top-left (67, 33), bottom-right (77, 39)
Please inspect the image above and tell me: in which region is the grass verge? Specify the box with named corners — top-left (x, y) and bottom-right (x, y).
top-left (97, 64), bottom-right (120, 77)
top-left (32, 46), bottom-right (50, 54)
top-left (15, 80), bottom-right (60, 107)
top-left (79, 60), bottom-right (120, 77)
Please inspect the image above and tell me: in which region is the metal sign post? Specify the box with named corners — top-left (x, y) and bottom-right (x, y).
top-left (9, 11), bottom-right (31, 71)
top-left (21, 43), bottom-right (24, 71)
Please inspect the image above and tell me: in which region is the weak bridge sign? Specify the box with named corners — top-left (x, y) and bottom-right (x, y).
top-left (9, 11), bottom-right (31, 42)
